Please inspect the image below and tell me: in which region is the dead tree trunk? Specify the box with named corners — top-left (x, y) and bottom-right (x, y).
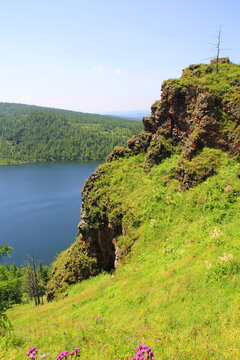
top-left (216, 28), bottom-right (221, 74)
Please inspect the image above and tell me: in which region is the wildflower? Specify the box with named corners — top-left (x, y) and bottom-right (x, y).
top-left (205, 260), bottom-right (212, 269)
top-left (132, 344), bottom-right (155, 360)
top-left (27, 347), bottom-right (38, 359)
top-left (211, 228), bottom-right (223, 238)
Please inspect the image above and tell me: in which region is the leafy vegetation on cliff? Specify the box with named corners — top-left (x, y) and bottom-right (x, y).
top-left (0, 103), bottom-right (142, 164)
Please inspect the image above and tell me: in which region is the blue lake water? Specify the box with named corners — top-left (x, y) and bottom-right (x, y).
top-left (0, 162), bottom-right (100, 266)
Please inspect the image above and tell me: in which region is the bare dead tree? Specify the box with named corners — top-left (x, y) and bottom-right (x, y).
top-left (206, 27), bottom-right (228, 73)
top-left (216, 28), bottom-right (221, 74)
top-left (31, 255), bottom-right (41, 306)
top-left (23, 255), bottom-right (41, 306)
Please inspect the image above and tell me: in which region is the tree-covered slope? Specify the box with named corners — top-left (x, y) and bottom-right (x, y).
top-left (0, 103), bottom-right (142, 164)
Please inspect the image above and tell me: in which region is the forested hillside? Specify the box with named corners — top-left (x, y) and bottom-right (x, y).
top-left (0, 103), bottom-right (142, 164)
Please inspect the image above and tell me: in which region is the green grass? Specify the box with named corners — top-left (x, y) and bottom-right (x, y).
top-left (2, 149), bottom-right (240, 359)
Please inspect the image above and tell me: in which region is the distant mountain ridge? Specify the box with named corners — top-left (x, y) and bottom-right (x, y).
top-left (0, 102), bottom-right (132, 119)
top-left (0, 103), bottom-right (150, 120)
top-left (101, 109), bottom-right (150, 120)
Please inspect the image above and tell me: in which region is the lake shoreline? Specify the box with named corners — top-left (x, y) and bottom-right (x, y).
top-left (0, 159), bottom-right (104, 166)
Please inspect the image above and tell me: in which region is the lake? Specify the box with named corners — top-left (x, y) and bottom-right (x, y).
top-left (0, 162), bottom-right (100, 266)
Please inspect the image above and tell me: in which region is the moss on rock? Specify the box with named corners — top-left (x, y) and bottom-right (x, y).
top-left (175, 148), bottom-right (222, 190)
top-left (145, 135), bottom-right (173, 172)
top-left (46, 238), bottom-right (98, 301)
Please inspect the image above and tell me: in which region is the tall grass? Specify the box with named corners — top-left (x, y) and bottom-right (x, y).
top-left (1, 150), bottom-right (240, 359)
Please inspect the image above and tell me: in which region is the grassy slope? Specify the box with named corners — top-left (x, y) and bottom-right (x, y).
top-left (2, 149), bottom-right (240, 360)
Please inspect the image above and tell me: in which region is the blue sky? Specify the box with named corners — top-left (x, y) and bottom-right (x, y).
top-left (0, 0), bottom-right (239, 113)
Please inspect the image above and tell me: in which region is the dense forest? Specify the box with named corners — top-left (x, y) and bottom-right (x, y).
top-left (0, 103), bottom-right (142, 164)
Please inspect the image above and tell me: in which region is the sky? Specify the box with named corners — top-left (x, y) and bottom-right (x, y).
top-left (0, 0), bottom-right (239, 114)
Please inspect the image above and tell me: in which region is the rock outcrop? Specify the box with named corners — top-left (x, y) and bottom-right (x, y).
top-left (142, 82), bottom-right (239, 159)
top-left (123, 59), bottom-right (240, 174)
top-left (77, 167), bottom-right (123, 271)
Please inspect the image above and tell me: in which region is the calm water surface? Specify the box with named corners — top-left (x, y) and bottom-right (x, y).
top-left (0, 162), bottom-right (100, 266)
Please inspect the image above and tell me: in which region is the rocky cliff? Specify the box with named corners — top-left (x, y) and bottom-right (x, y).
top-left (46, 58), bottom-right (240, 300)
top-left (132, 58), bottom-right (240, 162)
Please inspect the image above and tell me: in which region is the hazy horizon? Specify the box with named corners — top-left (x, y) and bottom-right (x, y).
top-left (0, 100), bottom-right (149, 118)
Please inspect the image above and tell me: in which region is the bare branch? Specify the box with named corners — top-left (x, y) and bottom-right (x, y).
top-left (216, 28), bottom-right (221, 73)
